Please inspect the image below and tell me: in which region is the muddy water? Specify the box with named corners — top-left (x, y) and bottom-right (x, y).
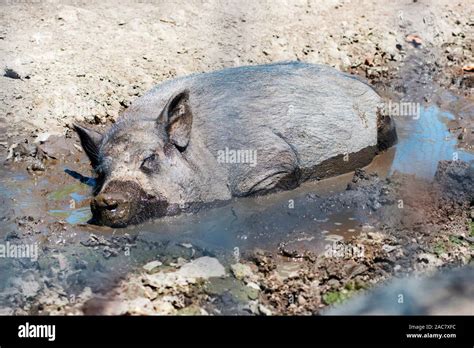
top-left (0, 92), bottom-right (472, 308)
top-left (390, 105), bottom-right (474, 178)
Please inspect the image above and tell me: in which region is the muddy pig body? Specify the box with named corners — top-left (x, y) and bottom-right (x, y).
top-left (74, 61), bottom-right (394, 227)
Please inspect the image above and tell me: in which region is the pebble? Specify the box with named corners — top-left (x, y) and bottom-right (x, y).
top-left (143, 260), bottom-right (163, 273)
top-left (258, 304), bottom-right (273, 316)
top-left (230, 262), bottom-right (254, 281)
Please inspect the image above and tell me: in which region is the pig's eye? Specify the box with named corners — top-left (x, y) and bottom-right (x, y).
top-left (140, 154), bottom-right (159, 174)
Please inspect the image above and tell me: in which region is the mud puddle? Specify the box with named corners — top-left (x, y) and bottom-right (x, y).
top-left (390, 105), bottom-right (474, 178)
top-left (0, 89), bottom-right (472, 313)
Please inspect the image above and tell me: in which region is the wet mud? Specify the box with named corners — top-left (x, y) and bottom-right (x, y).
top-left (0, 87), bottom-right (472, 315)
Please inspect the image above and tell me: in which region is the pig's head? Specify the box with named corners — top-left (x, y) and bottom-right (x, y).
top-left (74, 90), bottom-right (196, 227)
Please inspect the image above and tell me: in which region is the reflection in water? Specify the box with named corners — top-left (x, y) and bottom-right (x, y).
top-left (49, 207), bottom-right (92, 224)
top-left (135, 198), bottom-right (364, 256)
top-left (391, 106), bottom-right (474, 178)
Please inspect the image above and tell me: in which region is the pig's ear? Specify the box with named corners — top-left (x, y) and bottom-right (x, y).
top-left (73, 124), bottom-right (102, 167)
top-left (159, 90), bottom-right (193, 151)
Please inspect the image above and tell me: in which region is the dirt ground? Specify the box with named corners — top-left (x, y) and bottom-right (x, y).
top-left (1, 0), bottom-right (472, 139)
top-left (0, 0), bottom-right (473, 316)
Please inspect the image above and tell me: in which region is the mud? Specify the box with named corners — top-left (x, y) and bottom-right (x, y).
top-left (1, 114), bottom-right (472, 315)
top-left (0, 0), bottom-right (473, 316)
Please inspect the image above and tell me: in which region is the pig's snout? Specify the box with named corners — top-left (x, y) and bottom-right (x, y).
top-left (91, 180), bottom-right (156, 227)
top-left (93, 192), bottom-right (127, 211)
top-left (91, 191), bottom-right (133, 227)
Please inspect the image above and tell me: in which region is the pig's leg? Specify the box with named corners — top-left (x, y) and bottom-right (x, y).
top-left (230, 130), bottom-right (302, 196)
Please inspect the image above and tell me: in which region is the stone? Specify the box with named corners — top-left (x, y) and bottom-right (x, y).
top-left (152, 299), bottom-right (177, 315)
top-left (126, 298), bottom-right (155, 315)
top-left (145, 257), bottom-right (226, 291)
top-left (245, 284), bottom-right (260, 300)
top-left (177, 257), bottom-right (226, 279)
top-left (382, 244), bottom-right (398, 253)
top-left (417, 253), bottom-right (442, 266)
top-left (230, 263), bottom-right (254, 281)
top-left (143, 260), bottom-right (163, 273)
top-left (275, 262), bottom-right (300, 281)
top-left (34, 132), bottom-right (51, 143)
top-left (258, 304), bottom-right (274, 316)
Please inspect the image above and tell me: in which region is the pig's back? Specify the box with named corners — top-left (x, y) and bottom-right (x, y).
top-left (126, 61), bottom-right (381, 171)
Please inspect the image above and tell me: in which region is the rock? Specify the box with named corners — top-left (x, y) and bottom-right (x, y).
top-left (416, 253), bottom-right (443, 271)
top-left (230, 262), bottom-right (254, 281)
top-left (51, 253), bottom-right (69, 272)
top-left (258, 304), bottom-right (274, 316)
top-left (417, 253), bottom-right (438, 263)
top-left (82, 298), bottom-right (127, 315)
top-left (102, 246), bottom-right (119, 259)
top-left (204, 277), bottom-right (254, 303)
top-left (27, 159), bottom-right (45, 172)
top-left (382, 244), bottom-right (398, 253)
top-left (364, 56), bottom-right (375, 67)
top-left (146, 272), bottom-right (188, 291)
top-left (120, 277), bottom-right (153, 300)
top-left (170, 257), bottom-right (187, 268)
top-left (275, 262), bottom-right (300, 281)
top-left (4, 68), bottom-right (22, 80)
top-left (177, 256), bottom-right (226, 279)
top-left (245, 284), bottom-right (260, 300)
top-left (13, 143), bottom-right (35, 158)
top-left (81, 234), bottom-right (111, 247)
top-left (177, 304), bottom-right (206, 315)
top-left (247, 300), bottom-right (260, 315)
top-left (36, 135), bottom-right (72, 160)
top-left (327, 279), bottom-right (341, 288)
top-left (146, 257), bottom-right (225, 291)
top-left (203, 277), bottom-right (233, 296)
top-left (343, 263), bottom-right (368, 279)
top-left (434, 161), bottom-right (474, 202)
top-left (34, 132), bottom-right (51, 144)
top-left (298, 295), bottom-right (307, 306)
top-left (152, 298), bottom-right (177, 315)
top-left (143, 260), bottom-right (163, 273)
top-left (126, 298), bottom-right (155, 315)
top-left (0, 307), bottom-right (14, 315)
top-left (16, 277), bottom-right (41, 299)
top-left (367, 232), bottom-right (384, 242)
top-left (246, 281), bottom-right (260, 291)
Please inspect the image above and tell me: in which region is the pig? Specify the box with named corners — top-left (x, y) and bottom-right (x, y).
top-left (74, 61), bottom-right (396, 227)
